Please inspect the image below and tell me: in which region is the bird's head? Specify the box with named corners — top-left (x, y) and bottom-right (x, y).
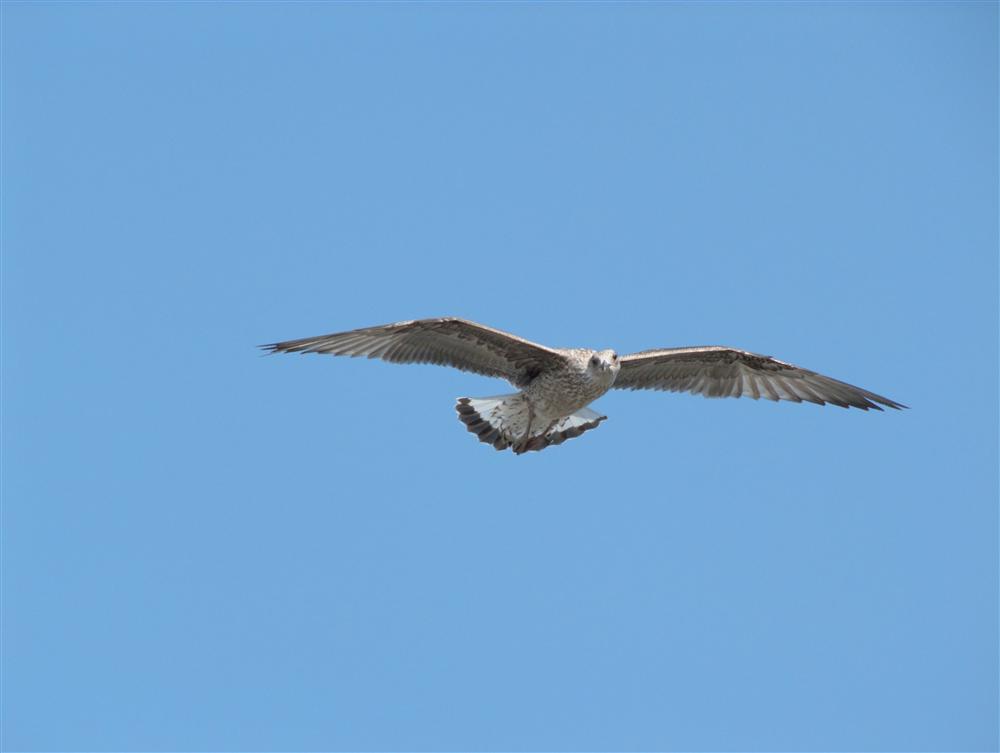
top-left (588, 349), bottom-right (620, 378)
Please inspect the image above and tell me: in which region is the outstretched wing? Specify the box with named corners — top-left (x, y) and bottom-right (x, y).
top-left (614, 346), bottom-right (905, 411)
top-left (260, 317), bottom-right (568, 387)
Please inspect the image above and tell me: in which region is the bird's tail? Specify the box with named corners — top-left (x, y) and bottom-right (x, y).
top-left (456, 394), bottom-right (606, 453)
top-left (455, 394), bottom-right (528, 451)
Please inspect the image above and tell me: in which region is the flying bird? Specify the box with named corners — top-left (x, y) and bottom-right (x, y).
top-left (261, 317), bottom-right (905, 454)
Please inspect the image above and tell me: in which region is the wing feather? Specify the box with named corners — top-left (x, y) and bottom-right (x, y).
top-left (260, 317), bottom-right (567, 387)
top-left (615, 346), bottom-right (905, 411)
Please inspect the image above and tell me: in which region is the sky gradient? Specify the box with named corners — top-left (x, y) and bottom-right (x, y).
top-left (3, 2), bottom-right (998, 750)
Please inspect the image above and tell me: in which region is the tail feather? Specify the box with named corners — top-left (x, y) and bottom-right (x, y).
top-left (517, 407), bottom-right (607, 453)
top-left (455, 394), bottom-right (528, 451)
top-left (456, 395), bottom-right (606, 454)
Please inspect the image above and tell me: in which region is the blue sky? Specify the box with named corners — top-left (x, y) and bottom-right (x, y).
top-left (2, 2), bottom-right (997, 750)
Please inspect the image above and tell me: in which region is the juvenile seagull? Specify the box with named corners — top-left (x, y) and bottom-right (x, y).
top-left (262, 317), bottom-right (905, 454)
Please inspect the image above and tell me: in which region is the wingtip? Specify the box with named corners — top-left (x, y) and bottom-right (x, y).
top-left (259, 341), bottom-right (307, 355)
top-left (872, 395), bottom-right (908, 411)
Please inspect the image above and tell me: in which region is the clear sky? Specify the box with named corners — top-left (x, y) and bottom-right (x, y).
top-left (3, 2), bottom-right (997, 750)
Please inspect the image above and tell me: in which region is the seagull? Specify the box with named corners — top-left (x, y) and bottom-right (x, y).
top-left (261, 317), bottom-right (905, 454)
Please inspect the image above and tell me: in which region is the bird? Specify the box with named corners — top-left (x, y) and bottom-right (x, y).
top-left (261, 317), bottom-right (905, 454)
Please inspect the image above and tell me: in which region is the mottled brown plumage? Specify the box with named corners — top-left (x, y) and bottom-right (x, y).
top-left (262, 317), bottom-right (905, 453)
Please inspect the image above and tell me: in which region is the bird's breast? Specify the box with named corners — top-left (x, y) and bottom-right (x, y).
top-left (525, 366), bottom-right (613, 416)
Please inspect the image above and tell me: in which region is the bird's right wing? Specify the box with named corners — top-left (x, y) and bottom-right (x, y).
top-left (614, 346), bottom-right (905, 410)
top-left (260, 317), bottom-right (568, 387)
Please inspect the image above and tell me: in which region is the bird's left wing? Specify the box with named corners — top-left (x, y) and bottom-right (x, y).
top-left (614, 346), bottom-right (905, 411)
top-left (260, 317), bottom-right (568, 387)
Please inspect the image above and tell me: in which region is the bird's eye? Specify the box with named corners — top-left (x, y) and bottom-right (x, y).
top-left (591, 356), bottom-right (599, 365)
